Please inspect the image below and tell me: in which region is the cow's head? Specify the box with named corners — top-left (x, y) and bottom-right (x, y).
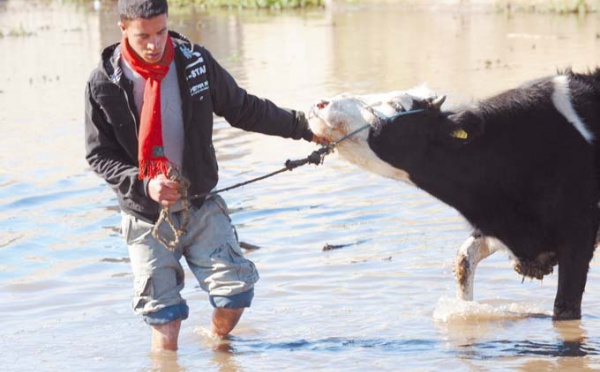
top-left (308, 88), bottom-right (483, 182)
top-left (308, 87), bottom-right (441, 145)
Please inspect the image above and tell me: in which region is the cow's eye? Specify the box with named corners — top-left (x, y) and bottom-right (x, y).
top-left (316, 100), bottom-right (329, 110)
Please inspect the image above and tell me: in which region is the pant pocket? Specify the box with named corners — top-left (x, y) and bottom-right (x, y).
top-left (132, 275), bottom-right (153, 314)
top-left (209, 242), bottom-right (259, 284)
top-left (124, 215), bottom-right (154, 246)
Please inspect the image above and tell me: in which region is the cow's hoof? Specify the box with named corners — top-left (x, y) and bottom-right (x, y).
top-left (553, 302), bottom-right (582, 321)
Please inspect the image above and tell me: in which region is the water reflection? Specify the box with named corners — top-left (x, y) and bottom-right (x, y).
top-left (210, 344), bottom-right (243, 372)
top-left (550, 320), bottom-right (595, 357)
top-left (433, 300), bottom-right (600, 370)
top-left (150, 351), bottom-right (184, 372)
top-left (447, 319), bottom-right (598, 361)
top-left (458, 338), bottom-right (598, 359)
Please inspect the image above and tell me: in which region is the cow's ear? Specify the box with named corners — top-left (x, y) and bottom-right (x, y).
top-left (428, 95), bottom-right (446, 113)
top-left (439, 110), bottom-right (484, 146)
top-left (416, 95), bottom-right (446, 114)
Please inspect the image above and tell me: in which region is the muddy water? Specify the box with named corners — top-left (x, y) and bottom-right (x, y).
top-left (2, 0), bottom-right (600, 370)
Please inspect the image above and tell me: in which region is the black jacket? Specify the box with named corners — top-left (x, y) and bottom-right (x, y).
top-left (85, 31), bottom-right (313, 222)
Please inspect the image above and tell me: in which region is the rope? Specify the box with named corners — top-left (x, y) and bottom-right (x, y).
top-left (189, 144), bottom-right (333, 201)
top-left (152, 106), bottom-right (426, 250)
top-left (151, 146), bottom-right (333, 250)
top-left (152, 167), bottom-right (190, 251)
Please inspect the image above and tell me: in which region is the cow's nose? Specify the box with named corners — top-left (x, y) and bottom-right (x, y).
top-left (316, 100), bottom-right (329, 110)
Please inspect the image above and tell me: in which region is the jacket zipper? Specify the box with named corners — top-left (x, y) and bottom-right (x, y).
top-left (120, 83), bottom-right (139, 138)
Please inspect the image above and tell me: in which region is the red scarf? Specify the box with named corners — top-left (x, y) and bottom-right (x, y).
top-left (120, 34), bottom-right (175, 180)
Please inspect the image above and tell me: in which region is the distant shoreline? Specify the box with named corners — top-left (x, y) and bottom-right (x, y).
top-left (331, 0), bottom-right (600, 13)
top-left (23, 0), bottom-right (600, 13)
top-left (167, 0), bottom-right (600, 13)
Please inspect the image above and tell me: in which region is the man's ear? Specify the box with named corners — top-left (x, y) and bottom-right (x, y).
top-left (439, 110), bottom-right (484, 146)
top-left (118, 20), bottom-right (127, 35)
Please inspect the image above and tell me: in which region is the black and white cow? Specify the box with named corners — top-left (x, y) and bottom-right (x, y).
top-left (308, 69), bottom-right (600, 320)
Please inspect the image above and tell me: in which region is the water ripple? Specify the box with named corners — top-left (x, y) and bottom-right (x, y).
top-left (457, 338), bottom-right (600, 359)
top-left (222, 336), bottom-right (440, 354)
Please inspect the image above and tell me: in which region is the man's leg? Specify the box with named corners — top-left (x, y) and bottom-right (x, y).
top-left (212, 308), bottom-right (244, 337)
top-left (152, 319), bottom-right (182, 351)
top-left (122, 212), bottom-right (188, 352)
top-left (182, 195), bottom-right (259, 337)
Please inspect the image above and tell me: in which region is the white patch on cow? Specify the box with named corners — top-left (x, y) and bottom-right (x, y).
top-left (308, 88), bottom-right (438, 185)
top-left (455, 235), bottom-right (514, 301)
top-left (552, 75), bottom-right (594, 143)
top-left (336, 138), bottom-right (414, 183)
top-left (486, 237), bottom-right (511, 254)
top-left (360, 85), bottom-right (436, 115)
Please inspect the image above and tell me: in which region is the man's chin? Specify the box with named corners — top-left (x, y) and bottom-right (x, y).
top-left (144, 54), bottom-right (163, 64)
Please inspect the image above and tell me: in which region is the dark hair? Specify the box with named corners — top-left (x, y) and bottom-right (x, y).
top-left (118, 0), bottom-right (168, 21)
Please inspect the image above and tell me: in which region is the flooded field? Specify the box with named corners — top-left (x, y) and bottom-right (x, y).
top-left (1, 0), bottom-right (600, 370)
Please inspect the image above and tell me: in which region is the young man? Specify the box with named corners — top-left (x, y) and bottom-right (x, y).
top-left (85, 0), bottom-right (321, 351)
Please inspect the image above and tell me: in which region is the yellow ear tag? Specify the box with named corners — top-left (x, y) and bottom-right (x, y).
top-left (451, 129), bottom-right (468, 139)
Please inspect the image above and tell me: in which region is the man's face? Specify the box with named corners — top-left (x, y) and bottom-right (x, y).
top-left (119, 14), bottom-right (169, 64)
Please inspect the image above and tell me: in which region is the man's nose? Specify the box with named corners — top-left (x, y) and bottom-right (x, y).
top-left (147, 38), bottom-right (159, 51)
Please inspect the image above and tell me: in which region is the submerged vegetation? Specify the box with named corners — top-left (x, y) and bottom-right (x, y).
top-left (0, 23), bottom-right (36, 38)
top-left (498, 0), bottom-right (600, 13)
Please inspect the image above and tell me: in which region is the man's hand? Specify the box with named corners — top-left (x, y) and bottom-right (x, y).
top-left (148, 174), bottom-right (181, 207)
top-left (312, 134), bottom-right (330, 146)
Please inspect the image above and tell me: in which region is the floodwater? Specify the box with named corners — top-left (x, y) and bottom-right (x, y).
top-left (2, 0), bottom-right (600, 370)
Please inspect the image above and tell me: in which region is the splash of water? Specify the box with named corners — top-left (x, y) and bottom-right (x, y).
top-left (432, 296), bottom-right (551, 323)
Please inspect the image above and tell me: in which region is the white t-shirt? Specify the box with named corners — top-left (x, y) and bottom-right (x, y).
top-left (120, 57), bottom-right (184, 170)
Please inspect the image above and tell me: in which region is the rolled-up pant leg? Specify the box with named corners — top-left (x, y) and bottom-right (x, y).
top-left (122, 213), bottom-right (189, 325)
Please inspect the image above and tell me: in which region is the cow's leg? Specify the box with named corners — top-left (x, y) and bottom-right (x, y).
top-left (454, 234), bottom-right (501, 301)
top-left (553, 215), bottom-right (600, 320)
top-left (553, 222), bottom-right (597, 320)
top-left (553, 256), bottom-right (590, 320)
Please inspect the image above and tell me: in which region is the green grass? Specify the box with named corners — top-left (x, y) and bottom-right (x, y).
top-left (51, 0), bottom-right (322, 8)
top-left (169, 0), bottom-right (324, 9)
top-left (51, 0), bottom-right (599, 13)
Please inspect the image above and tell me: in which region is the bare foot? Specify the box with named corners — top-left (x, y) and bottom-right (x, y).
top-left (211, 308), bottom-right (244, 337)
